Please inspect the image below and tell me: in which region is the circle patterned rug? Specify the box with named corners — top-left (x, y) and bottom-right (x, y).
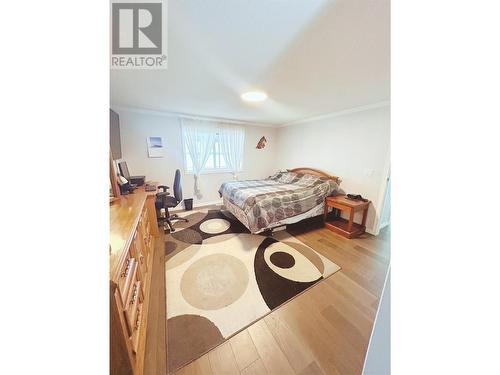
top-left (165, 209), bottom-right (340, 372)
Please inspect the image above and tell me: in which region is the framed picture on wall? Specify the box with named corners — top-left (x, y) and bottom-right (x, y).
top-left (147, 136), bottom-right (164, 158)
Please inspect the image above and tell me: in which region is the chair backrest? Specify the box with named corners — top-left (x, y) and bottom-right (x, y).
top-left (173, 169), bottom-right (182, 203)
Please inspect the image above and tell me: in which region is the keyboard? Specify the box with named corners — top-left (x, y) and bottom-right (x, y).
top-left (145, 184), bottom-right (156, 192)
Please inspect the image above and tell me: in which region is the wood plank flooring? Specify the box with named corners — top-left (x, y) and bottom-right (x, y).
top-left (143, 215), bottom-right (390, 375)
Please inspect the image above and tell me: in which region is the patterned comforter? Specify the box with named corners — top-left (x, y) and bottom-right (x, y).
top-left (218, 171), bottom-right (339, 233)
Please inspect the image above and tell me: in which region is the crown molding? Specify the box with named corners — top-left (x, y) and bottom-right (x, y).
top-left (110, 100), bottom-right (390, 129)
top-left (278, 101), bottom-right (391, 128)
top-left (110, 104), bottom-right (280, 128)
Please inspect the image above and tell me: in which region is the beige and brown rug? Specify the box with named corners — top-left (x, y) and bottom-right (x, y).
top-left (165, 209), bottom-right (340, 372)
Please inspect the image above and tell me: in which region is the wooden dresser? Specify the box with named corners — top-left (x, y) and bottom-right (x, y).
top-left (110, 192), bottom-right (157, 375)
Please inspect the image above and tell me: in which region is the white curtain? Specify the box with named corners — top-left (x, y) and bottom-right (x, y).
top-left (219, 125), bottom-right (245, 179)
top-left (181, 118), bottom-right (217, 198)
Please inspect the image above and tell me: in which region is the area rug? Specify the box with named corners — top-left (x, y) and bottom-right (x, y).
top-left (164, 208), bottom-right (340, 372)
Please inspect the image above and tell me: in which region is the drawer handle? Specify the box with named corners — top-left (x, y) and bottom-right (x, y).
top-left (130, 283), bottom-right (138, 305)
top-left (135, 307), bottom-right (141, 330)
top-left (121, 259), bottom-right (131, 278)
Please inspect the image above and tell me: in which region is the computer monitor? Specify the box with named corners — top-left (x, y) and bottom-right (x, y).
top-left (118, 161), bottom-right (131, 180)
top-left (117, 161), bottom-right (146, 186)
top-left (110, 109), bottom-right (122, 160)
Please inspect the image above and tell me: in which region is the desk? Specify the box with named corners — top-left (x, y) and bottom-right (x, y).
top-left (133, 182), bottom-right (160, 236)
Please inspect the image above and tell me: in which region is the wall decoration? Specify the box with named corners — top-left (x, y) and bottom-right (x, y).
top-left (147, 136), bottom-right (164, 158)
top-left (256, 136), bottom-right (267, 149)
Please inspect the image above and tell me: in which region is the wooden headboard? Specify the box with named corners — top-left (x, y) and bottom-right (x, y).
top-left (288, 168), bottom-right (342, 185)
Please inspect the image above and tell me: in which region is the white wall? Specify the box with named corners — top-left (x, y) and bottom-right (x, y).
top-left (275, 105), bottom-right (390, 233)
top-left (380, 176), bottom-right (391, 228)
top-left (115, 105), bottom-right (390, 230)
top-left (362, 268), bottom-right (391, 375)
top-left (116, 108), bottom-right (278, 206)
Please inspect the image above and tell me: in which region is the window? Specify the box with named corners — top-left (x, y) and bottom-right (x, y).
top-left (184, 133), bottom-right (228, 173)
top-left (182, 120), bottom-right (245, 177)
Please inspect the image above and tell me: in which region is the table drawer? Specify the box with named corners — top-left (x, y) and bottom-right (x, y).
top-left (326, 201), bottom-right (351, 211)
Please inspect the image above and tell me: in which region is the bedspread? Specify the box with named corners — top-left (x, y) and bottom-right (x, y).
top-left (218, 172), bottom-right (339, 233)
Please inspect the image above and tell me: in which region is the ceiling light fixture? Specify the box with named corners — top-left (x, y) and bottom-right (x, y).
top-left (241, 91), bottom-right (268, 102)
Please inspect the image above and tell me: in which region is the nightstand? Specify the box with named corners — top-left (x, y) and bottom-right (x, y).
top-left (323, 195), bottom-right (370, 239)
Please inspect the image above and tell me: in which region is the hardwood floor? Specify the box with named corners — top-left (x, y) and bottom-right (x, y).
top-left (143, 215), bottom-right (390, 375)
top-left (143, 228), bottom-right (167, 375)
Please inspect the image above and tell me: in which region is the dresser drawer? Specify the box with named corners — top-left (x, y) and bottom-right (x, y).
top-left (140, 210), bottom-right (152, 253)
top-left (139, 211), bottom-right (149, 237)
top-left (124, 272), bottom-right (143, 335)
top-left (131, 230), bottom-right (148, 279)
top-left (141, 208), bottom-right (150, 231)
top-left (117, 253), bottom-right (137, 306)
top-left (130, 301), bottom-right (143, 354)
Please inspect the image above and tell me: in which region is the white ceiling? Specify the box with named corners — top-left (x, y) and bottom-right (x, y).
top-left (110, 0), bottom-right (390, 125)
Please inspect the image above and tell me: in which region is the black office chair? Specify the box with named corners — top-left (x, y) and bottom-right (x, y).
top-left (155, 169), bottom-right (189, 232)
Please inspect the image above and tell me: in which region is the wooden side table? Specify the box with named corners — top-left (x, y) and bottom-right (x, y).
top-left (323, 195), bottom-right (370, 239)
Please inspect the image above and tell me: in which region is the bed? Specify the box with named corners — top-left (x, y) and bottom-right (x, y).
top-left (218, 168), bottom-right (341, 233)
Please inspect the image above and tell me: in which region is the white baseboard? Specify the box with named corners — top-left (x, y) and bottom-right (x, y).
top-left (171, 199), bottom-right (223, 212)
top-left (379, 221), bottom-right (390, 230)
top-left (366, 227), bottom-right (378, 236)
top-left (193, 199), bottom-right (223, 208)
